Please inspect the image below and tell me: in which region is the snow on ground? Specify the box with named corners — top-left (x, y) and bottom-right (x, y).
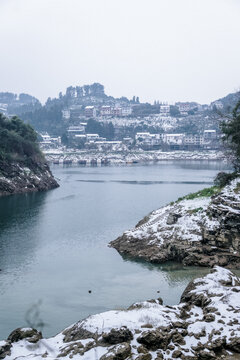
top-left (2, 266), bottom-right (240, 359)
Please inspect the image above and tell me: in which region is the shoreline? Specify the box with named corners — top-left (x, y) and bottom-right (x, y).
top-left (2, 266), bottom-right (240, 359)
top-left (44, 150), bottom-right (226, 166)
top-left (110, 177), bottom-right (240, 269)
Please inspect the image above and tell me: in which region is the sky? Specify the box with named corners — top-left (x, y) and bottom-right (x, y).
top-left (0, 0), bottom-right (240, 105)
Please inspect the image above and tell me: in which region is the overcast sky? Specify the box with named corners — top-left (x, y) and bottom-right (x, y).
top-left (0, 0), bottom-right (240, 105)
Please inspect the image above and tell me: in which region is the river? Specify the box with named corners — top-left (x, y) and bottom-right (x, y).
top-left (0, 160), bottom-right (230, 338)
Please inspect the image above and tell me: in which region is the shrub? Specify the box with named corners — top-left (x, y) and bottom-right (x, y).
top-left (176, 186), bottom-right (221, 202)
top-left (214, 171), bottom-right (238, 188)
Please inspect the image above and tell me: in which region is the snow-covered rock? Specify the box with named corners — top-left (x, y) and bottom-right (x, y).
top-left (2, 266), bottom-right (240, 359)
top-left (110, 178), bottom-right (240, 268)
top-left (0, 159), bottom-right (59, 196)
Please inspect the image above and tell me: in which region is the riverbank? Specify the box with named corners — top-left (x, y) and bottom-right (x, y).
top-left (1, 266), bottom-right (240, 359)
top-left (110, 177), bottom-right (240, 269)
top-left (44, 149), bottom-right (225, 165)
top-left (0, 159), bottom-right (59, 196)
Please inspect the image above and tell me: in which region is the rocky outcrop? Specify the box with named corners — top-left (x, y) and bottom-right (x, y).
top-left (2, 267), bottom-right (240, 359)
top-left (110, 178), bottom-right (240, 268)
top-left (0, 159), bottom-right (59, 196)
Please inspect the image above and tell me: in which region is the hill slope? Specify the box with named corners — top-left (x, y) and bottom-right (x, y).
top-left (0, 114), bottom-right (59, 196)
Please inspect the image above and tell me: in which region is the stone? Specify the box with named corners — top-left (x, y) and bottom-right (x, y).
top-left (0, 341), bottom-right (11, 359)
top-left (102, 327), bottom-right (133, 344)
top-left (166, 213), bottom-right (181, 225)
top-left (137, 345), bottom-right (148, 354)
top-left (135, 354), bottom-right (152, 360)
top-left (57, 342), bottom-right (84, 358)
top-left (227, 336), bottom-right (240, 352)
top-left (7, 328), bottom-right (42, 343)
top-left (62, 325), bottom-right (95, 342)
top-left (137, 330), bottom-right (170, 351)
top-left (172, 332), bottom-right (186, 345)
top-left (203, 314), bottom-right (215, 322)
top-left (99, 342), bottom-right (131, 360)
top-left (198, 350), bottom-right (216, 359)
top-left (172, 349), bottom-right (182, 358)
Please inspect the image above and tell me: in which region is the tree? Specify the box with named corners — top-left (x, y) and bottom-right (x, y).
top-left (221, 100), bottom-right (240, 171)
top-left (170, 105), bottom-right (180, 117)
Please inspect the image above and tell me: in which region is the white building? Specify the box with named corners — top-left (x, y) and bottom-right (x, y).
top-left (40, 133), bottom-right (61, 148)
top-left (85, 106), bottom-right (97, 118)
top-left (163, 133), bottom-right (184, 145)
top-left (184, 134), bottom-right (204, 146)
top-left (67, 126), bottom-right (85, 137)
top-left (160, 104), bottom-right (170, 115)
top-left (62, 109), bottom-right (70, 120)
top-left (135, 132), bottom-right (162, 147)
top-left (86, 133), bottom-right (100, 141)
top-left (101, 106), bottom-right (112, 116)
top-left (204, 129), bottom-right (217, 140)
top-left (122, 107), bottom-right (132, 116)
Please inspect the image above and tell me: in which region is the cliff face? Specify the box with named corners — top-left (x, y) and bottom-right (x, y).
top-left (0, 159), bottom-right (59, 196)
top-left (1, 267), bottom-right (240, 359)
top-left (110, 178), bottom-right (240, 268)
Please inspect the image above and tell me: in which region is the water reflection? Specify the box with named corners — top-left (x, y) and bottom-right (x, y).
top-left (0, 192), bottom-right (47, 273)
top-left (122, 255), bottom-right (209, 285)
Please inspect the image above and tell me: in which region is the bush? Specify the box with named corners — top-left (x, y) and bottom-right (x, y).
top-left (221, 100), bottom-right (240, 170)
top-left (176, 186), bottom-right (221, 202)
top-left (0, 113), bottom-right (43, 164)
top-left (214, 171), bottom-right (238, 188)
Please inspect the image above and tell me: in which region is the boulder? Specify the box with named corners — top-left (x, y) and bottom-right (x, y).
top-left (137, 330), bottom-right (170, 351)
top-left (7, 328), bottom-right (42, 343)
top-left (102, 327), bottom-right (133, 344)
top-left (0, 341), bottom-right (11, 359)
top-left (99, 342), bottom-right (131, 360)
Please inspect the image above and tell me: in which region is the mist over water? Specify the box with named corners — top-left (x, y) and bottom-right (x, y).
top-left (0, 161), bottom-right (231, 338)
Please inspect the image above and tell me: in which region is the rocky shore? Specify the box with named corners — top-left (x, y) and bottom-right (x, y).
top-left (1, 266), bottom-right (240, 359)
top-left (110, 178), bottom-right (240, 269)
top-left (0, 159), bottom-right (59, 197)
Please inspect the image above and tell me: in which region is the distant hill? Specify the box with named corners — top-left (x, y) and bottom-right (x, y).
top-left (20, 83), bottom-right (133, 135)
top-left (1, 84), bottom-right (240, 137)
top-left (213, 90), bottom-right (240, 111)
top-left (0, 92), bottom-right (41, 115)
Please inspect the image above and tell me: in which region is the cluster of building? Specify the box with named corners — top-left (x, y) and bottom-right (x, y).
top-left (62, 104), bottom-right (133, 120)
top-left (135, 130), bottom-right (218, 150)
top-left (39, 126), bottom-right (219, 152)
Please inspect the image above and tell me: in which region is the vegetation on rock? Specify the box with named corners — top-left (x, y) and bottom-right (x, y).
top-left (176, 186), bottom-right (221, 202)
top-left (0, 113), bottom-right (43, 164)
top-left (221, 100), bottom-right (240, 171)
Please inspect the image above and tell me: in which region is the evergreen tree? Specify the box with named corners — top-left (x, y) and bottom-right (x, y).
top-left (221, 101), bottom-right (240, 171)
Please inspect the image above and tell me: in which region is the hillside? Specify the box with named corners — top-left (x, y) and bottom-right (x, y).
top-left (0, 92), bottom-right (41, 115)
top-left (0, 114), bottom-right (59, 196)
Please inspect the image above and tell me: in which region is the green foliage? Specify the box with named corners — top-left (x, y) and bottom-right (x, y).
top-left (187, 207), bottom-right (203, 215)
top-left (0, 113), bottom-right (43, 164)
top-left (221, 100), bottom-right (240, 170)
top-left (176, 186), bottom-right (221, 202)
top-left (170, 105), bottom-right (180, 117)
top-left (214, 171), bottom-right (238, 188)
top-left (21, 104), bottom-right (65, 135)
top-left (234, 182), bottom-right (240, 194)
top-left (86, 119), bottom-right (115, 140)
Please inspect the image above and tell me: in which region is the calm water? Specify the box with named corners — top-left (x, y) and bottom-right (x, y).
top-left (0, 161), bottom-right (230, 338)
